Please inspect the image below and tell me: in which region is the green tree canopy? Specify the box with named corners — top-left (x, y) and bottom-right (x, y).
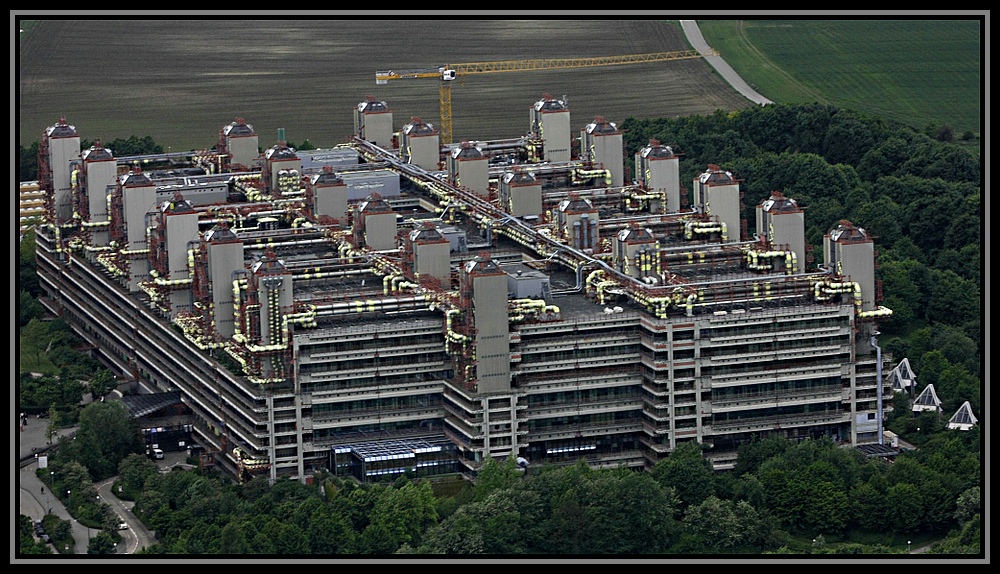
top-left (69, 401), bottom-right (145, 480)
top-left (651, 441), bottom-right (715, 508)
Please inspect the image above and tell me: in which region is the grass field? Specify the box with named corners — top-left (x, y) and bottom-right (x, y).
top-left (17, 19), bottom-right (752, 152)
top-left (698, 19), bottom-right (982, 136)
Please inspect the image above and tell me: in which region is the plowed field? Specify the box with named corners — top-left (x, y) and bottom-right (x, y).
top-left (18, 19), bottom-right (752, 151)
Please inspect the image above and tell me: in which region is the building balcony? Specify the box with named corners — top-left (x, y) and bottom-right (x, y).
top-left (707, 410), bottom-right (849, 434)
top-left (524, 421), bottom-right (643, 442)
top-left (299, 359), bottom-right (447, 382)
top-left (710, 386), bottom-right (843, 412)
top-left (709, 364), bottom-right (843, 386)
top-left (310, 406), bottom-right (443, 428)
top-left (517, 350), bottom-right (640, 371)
top-left (297, 342), bottom-right (443, 364)
top-left (522, 398), bottom-right (642, 421)
top-left (706, 324), bottom-right (850, 346)
top-left (702, 343), bottom-right (849, 366)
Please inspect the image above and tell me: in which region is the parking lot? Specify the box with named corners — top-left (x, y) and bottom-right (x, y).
top-left (154, 448), bottom-right (197, 473)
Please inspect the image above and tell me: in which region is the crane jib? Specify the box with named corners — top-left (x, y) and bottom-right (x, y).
top-left (372, 49), bottom-right (716, 142)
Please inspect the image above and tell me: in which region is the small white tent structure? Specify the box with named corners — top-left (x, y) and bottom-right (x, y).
top-left (912, 384), bottom-right (943, 413)
top-left (947, 401), bottom-right (978, 431)
top-left (888, 357), bottom-right (917, 394)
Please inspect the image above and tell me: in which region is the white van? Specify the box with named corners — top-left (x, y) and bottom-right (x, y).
top-left (152, 448), bottom-right (165, 460)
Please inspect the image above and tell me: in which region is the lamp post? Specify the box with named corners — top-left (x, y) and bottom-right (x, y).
top-left (908, 540), bottom-right (912, 553)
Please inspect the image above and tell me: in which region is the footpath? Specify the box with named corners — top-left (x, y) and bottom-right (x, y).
top-left (679, 20), bottom-right (774, 106)
top-left (18, 408), bottom-right (164, 558)
top-left (17, 415), bottom-right (96, 555)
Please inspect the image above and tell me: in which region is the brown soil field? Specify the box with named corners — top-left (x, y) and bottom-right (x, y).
top-left (18, 19), bottom-right (753, 152)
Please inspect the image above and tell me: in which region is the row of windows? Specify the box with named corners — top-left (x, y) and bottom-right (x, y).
top-left (711, 401), bottom-right (844, 424)
top-left (300, 371), bottom-right (450, 393)
top-left (527, 386), bottom-right (642, 408)
top-left (523, 345), bottom-right (641, 364)
top-left (703, 354), bottom-right (848, 377)
top-left (311, 419), bottom-right (433, 442)
top-left (709, 377), bottom-right (842, 402)
top-left (520, 326), bottom-right (639, 345)
top-left (303, 333), bottom-right (443, 355)
top-left (299, 352), bottom-right (447, 374)
top-left (311, 394), bottom-right (441, 416)
top-left (524, 409), bottom-right (642, 432)
top-left (521, 434), bottom-right (641, 463)
top-left (698, 336), bottom-right (845, 358)
top-left (706, 316), bottom-right (845, 340)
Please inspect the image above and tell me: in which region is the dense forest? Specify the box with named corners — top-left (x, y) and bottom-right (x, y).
top-left (33, 430), bottom-right (981, 555)
top-left (18, 103), bottom-right (982, 555)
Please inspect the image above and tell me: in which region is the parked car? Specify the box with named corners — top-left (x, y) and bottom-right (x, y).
top-left (41, 534), bottom-right (51, 543)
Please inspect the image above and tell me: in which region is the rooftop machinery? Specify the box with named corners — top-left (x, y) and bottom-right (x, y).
top-left (374, 49), bottom-right (718, 145)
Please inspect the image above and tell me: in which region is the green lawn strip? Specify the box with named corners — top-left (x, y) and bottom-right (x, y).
top-left (698, 19), bottom-right (980, 134)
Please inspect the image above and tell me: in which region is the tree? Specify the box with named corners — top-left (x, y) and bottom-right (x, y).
top-left (364, 480), bottom-right (438, 551)
top-left (728, 473), bottom-right (768, 509)
top-left (46, 404), bottom-right (62, 444)
top-left (473, 455), bottom-right (524, 502)
top-left (73, 401), bottom-right (145, 480)
top-left (885, 482), bottom-right (923, 534)
top-left (115, 453), bottom-right (158, 500)
top-left (651, 441), bottom-right (715, 508)
top-left (19, 319), bottom-right (62, 373)
top-left (219, 521), bottom-right (253, 555)
top-left (802, 480), bottom-right (850, 534)
top-left (358, 521), bottom-right (398, 555)
top-left (417, 486), bottom-right (545, 554)
top-left (925, 269), bottom-right (980, 331)
top-left (933, 124), bottom-right (954, 142)
top-left (19, 515), bottom-right (53, 554)
top-left (576, 468), bottom-right (678, 554)
top-left (19, 142), bottom-right (40, 181)
top-left (19, 291), bottom-right (44, 327)
top-left (88, 135), bottom-right (164, 156)
top-left (849, 481), bottom-right (888, 532)
top-left (419, 504), bottom-right (486, 554)
top-left (953, 486), bottom-right (980, 525)
top-left (734, 435), bottom-right (792, 477)
top-left (929, 513), bottom-right (980, 555)
top-left (88, 370), bottom-right (118, 400)
top-left (305, 503), bottom-right (357, 554)
top-left (523, 461), bottom-right (681, 555)
top-left (682, 496), bottom-right (772, 553)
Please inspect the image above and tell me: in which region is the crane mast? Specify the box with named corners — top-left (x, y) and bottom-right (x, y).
top-left (374, 49), bottom-right (717, 144)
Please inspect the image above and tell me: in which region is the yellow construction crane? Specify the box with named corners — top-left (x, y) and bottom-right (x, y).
top-left (375, 49), bottom-right (718, 145)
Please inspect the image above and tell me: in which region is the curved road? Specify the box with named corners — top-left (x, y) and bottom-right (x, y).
top-left (18, 417), bottom-right (153, 555)
top-left (680, 20), bottom-right (774, 106)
